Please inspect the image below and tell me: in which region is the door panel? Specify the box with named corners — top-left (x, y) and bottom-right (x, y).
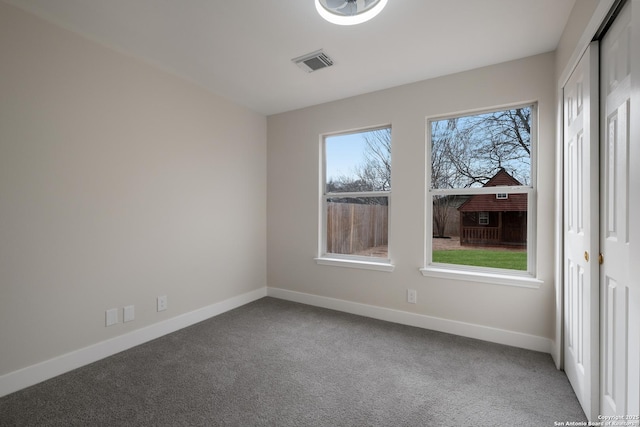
top-left (563, 42), bottom-right (600, 421)
top-left (600, 0), bottom-right (637, 417)
top-left (629, 0), bottom-right (640, 416)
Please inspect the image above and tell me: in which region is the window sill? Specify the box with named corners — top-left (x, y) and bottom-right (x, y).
top-left (419, 266), bottom-right (543, 288)
top-left (315, 257), bottom-right (395, 272)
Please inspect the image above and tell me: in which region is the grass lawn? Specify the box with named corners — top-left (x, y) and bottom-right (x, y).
top-left (432, 249), bottom-right (527, 271)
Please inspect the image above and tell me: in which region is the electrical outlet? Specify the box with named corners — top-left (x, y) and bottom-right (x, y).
top-left (407, 289), bottom-right (417, 304)
top-left (123, 305), bottom-right (135, 322)
top-left (157, 295), bottom-right (167, 312)
top-left (105, 308), bottom-right (118, 326)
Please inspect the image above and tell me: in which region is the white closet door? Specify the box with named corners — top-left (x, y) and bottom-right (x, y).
top-left (600, 0), bottom-right (639, 417)
top-left (563, 42), bottom-right (600, 421)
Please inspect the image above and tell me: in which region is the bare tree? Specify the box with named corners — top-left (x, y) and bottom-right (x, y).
top-left (430, 119), bottom-right (468, 237)
top-left (356, 128), bottom-right (391, 192)
top-left (327, 128), bottom-right (391, 206)
top-left (429, 107), bottom-right (532, 237)
top-left (431, 107), bottom-right (531, 189)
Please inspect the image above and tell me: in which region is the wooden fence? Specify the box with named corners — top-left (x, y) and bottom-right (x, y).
top-left (327, 202), bottom-right (388, 255)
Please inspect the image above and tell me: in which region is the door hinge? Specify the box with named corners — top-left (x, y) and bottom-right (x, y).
top-left (599, 253), bottom-right (604, 265)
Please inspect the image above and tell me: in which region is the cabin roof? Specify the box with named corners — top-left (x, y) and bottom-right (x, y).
top-left (457, 169), bottom-right (527, 212)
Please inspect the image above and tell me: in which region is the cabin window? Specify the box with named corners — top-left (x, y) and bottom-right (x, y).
top-left (422, 104), bottom-right (538, 283)
top-left (478, 212), bottom-right (490, 225)
top-left (315, 126), bottom-right (393, 272)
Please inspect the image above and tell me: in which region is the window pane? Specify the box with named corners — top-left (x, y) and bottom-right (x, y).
top-left (432, 193), bottom-right (527, 271)
top-left (326, 197), bottom-right (388, 258)
top-left (430, 107), bottom-right (532, 190)
top-left (325, 128), bottom-right (391, 193)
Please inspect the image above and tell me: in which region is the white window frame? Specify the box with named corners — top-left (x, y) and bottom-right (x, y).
top-left (315, 125), bottom-right (394, 272)
top-left (496, 193), bottom-right (509, 199)
top-left (421, 103), bottom-right (542, 288)
top-left (478, 212), bottom-right (490, 225)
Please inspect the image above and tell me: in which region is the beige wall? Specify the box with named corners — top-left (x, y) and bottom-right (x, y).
top-left (0, 2), bottom-right (266, 376)
top-left (555, 0), bottom-right (602, 80)
top-left (267, 53), bottom-right (557, 340)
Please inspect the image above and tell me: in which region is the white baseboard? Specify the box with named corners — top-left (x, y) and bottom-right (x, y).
top-left (1, 286), bottom-right (553, 398)
top-left (0, 287), bottom-right (267, 398)
top-left (267, 287), bottom-right (552, 354)
top-left (550, 339), bottom-right (562, 370)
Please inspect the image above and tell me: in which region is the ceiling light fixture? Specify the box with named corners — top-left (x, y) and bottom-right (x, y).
top-left (315, 0), bottom-right (388, 26)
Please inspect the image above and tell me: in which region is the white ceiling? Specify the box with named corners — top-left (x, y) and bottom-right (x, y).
top-left (6, 0), bottom-right (576, 115)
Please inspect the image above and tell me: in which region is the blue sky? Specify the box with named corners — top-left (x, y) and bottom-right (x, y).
top-left (325, 110), bottom-right (531, 189)
top-left (324, 132), bottom-right (368, 182)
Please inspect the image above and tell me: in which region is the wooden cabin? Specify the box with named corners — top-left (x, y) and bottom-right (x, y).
top-left (457, 169), bottom-right (527, 247)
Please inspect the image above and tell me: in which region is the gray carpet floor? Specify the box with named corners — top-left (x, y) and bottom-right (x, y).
top-left (1, 297), bottom-right (586, 426)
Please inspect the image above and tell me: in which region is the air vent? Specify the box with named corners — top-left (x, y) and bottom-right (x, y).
top-left (292, 49), bottom-right (334, 73)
